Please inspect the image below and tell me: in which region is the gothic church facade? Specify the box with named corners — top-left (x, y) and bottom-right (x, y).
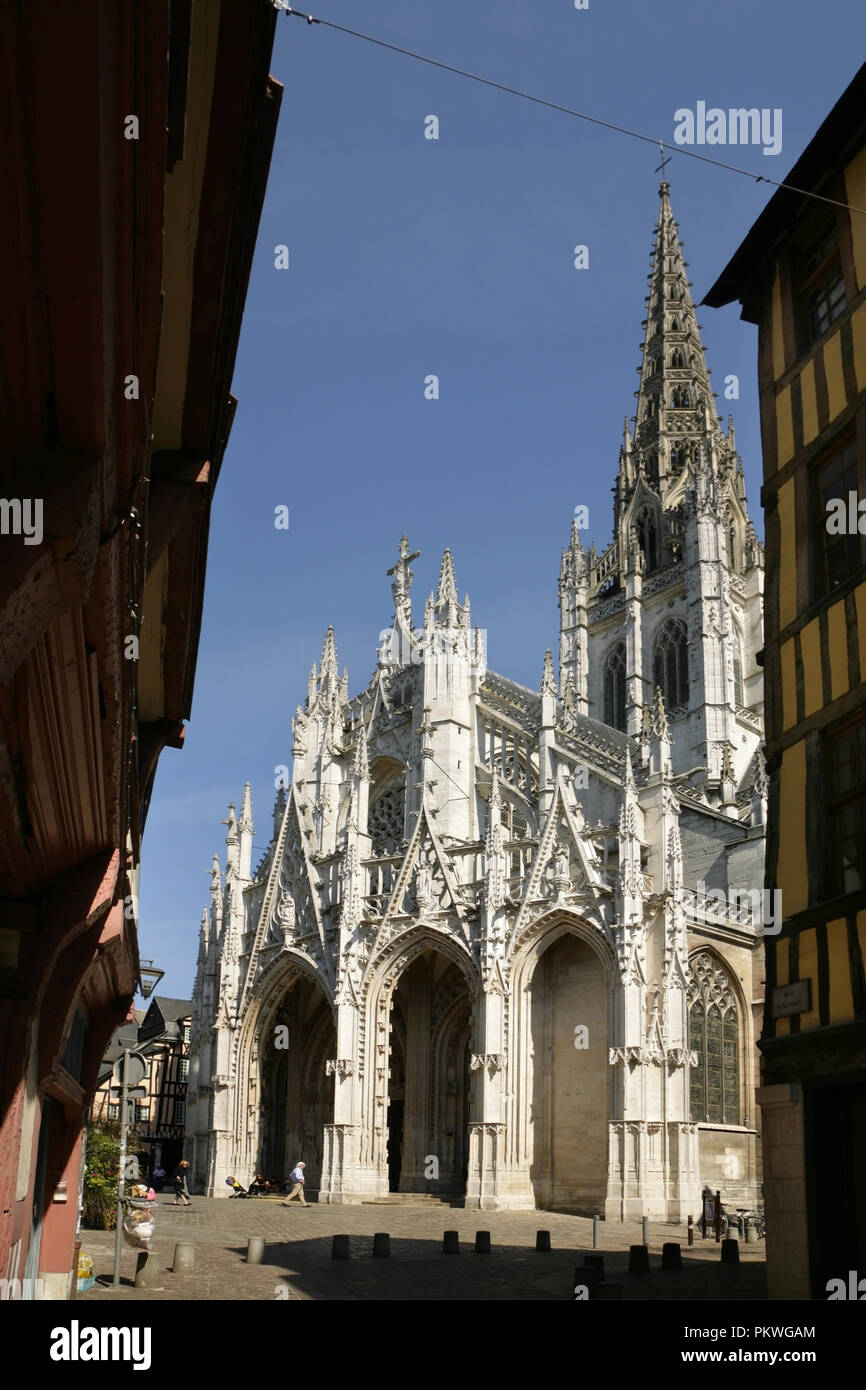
top-left (188, 183), bottom-right (766, 1216)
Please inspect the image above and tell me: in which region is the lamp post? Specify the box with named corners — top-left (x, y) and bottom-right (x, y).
top-left (139, 960), bottom-right (165, 998)
top-left (109, 961), bottom-right (162, 1287)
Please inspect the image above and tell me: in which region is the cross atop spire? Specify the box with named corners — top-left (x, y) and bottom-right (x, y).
top-left (655, 137), bottom-right (671, 189)
top-left (386, 535), bottom-right (420, 629)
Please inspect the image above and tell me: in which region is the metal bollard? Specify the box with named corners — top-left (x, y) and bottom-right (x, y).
top-left (331, 1234), bottom-right (351, 1260)
top-left (584, 1254), bottom-right (604, 1271)
top-left (592, 1215), bottom-right (600, 1250)
top-left (535, 1230), bottom-right (551, 1252)
top-left (641, 1216), bottom-right (649, 1247)
top-left (172, 1242), bottom-right (196, 1273)
top-left (687, 1215), bottom-right (694, 1246)
top-left (372, 1232), bottom-right (390, 1258)
top-left (246, 1237), bottom-right (266, 1265)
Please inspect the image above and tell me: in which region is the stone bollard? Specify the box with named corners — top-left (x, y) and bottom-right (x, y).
top-left (661, 1242), bottom-right (682, 1271)
top-left (584, 1254), bottom-right (605, 1271)
top-left (628, 1244), bottom-right (650, 1273)
top-left (372, 1233), bottom-right (391, 1258)
top-left (535, 1230), bottom-right (551, 1252)
top-left (246, 1237), bottom-right (266, 1265)
top-left (331, 1234), bottom-right (351, 1260)
top-left (721, 1238), bottom-right (740, 1264)
top-left (745, 1223), bottom-right (759, 1244)
top-left (442, 1230), bottom-right (460, 1255)
top-left (474, 1231), bottom-right (491, 1254)
top-left (134, 1252), bottom-right (164, 1291)
top-left (574, 1264), bottom-right (605, 1289)
top-left (172, 1242), bottom-right (196, 1273)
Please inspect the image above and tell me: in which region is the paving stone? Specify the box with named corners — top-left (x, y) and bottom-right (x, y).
top-left (75, 1199), bottom-right (767, 1302)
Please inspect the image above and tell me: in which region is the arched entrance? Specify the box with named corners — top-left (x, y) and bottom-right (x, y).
top-left (529, 931), bottom-right (609, 1212)
top-left (386, 947), bottom-right (472, 1195)
top-left (258, 975), bottom-right (335, 1190)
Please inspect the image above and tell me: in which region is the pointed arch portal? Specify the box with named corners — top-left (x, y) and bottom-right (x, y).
top-left (386, 946), bottom-right (472, 1195)
top-left (258, 975), bottom-right (336, 1189)
top-left (525, 925), bottom-right (610, 1212)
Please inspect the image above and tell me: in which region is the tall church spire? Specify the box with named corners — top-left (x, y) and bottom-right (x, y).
top-left (624, 180), bottom-right (720, 515)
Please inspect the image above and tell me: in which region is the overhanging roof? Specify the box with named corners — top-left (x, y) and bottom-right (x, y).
top-left (703, 63), bottom-right (866, 312)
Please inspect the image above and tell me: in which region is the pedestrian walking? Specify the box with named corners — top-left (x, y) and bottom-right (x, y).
top-left (282, 1161), bottom-right (309, 1207)
top-left (172, 1159), bottom-right (192, 1207)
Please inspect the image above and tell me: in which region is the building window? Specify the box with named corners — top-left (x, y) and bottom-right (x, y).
top-left (670, 348), bottom-right (685, 368)
top-left (814, 437), bottom-right (860, 597)
top-left (108, 1103), bottom-right (119, 1120)
top-left (671, 386), bottom-right (690, 409)
top-left (173, 1098), bottom-right (187, 1127)
top-left (635, 507), bottom-right (659, 573)
top-left (135, 1103), bottom-right (149, 1124)
top-left (603, 644), bottom-right (627, 732)
top-left (795, 213), bottom-right (847, 350)
top-left (826, 715), bottom-right (866, 895)
top-left (733, 642), bottom-right (744, 707)
top-left (653, 618), bottom-right (689, 712)
top-left (179, 1057), bottom-right (189, 1081)
top-left (369, 784), bottom-right (406, 855)
top-left (183, 1024), bottom-right (191, 1045)
top-left (688, 952), bottom-right (740, 1125)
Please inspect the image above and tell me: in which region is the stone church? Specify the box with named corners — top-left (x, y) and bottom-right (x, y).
top-left (188, 182), bottom-right (767, 1218)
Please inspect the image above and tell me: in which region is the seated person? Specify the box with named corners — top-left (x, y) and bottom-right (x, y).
top-left (248, 1172), bottom-right (271, 1196)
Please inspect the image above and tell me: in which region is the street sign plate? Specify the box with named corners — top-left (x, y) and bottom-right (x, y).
top-left (112, 1052), bottom-right (147, 1087)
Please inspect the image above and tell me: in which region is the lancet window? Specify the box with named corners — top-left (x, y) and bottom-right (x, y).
top-left (688, 952), bottom-right (740, 1125)
top-left (603, 643), bottom-right (627, 732)
top-left (653, 617), bottom-right (689, 712)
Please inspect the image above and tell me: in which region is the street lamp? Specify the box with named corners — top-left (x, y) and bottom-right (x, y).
top-left (139, 960), bottom-right (164, 998)
top-left (110, 956), bottom-right (163, 1287)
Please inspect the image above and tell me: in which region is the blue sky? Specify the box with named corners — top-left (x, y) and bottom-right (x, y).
top-left (139, 0), bottom-right (864, 999)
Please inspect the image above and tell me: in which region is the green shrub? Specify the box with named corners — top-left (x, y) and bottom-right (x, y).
top-left (82, 1119), bottom-right (141, 1231)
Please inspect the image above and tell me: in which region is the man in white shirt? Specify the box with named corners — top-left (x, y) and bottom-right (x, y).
top-left (282, 1161), bottom-right (309, 1206)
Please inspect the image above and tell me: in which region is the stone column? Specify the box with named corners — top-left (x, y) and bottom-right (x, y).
top-left (756, 1082), bottom-right (809, 1300)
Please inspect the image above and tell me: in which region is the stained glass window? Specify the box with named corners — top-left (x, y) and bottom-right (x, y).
top-left (687, 952), bottom-right (740, 1125)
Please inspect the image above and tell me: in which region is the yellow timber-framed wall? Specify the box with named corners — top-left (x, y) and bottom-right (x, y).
top-left (706, 64), bottom-right (866, 1301)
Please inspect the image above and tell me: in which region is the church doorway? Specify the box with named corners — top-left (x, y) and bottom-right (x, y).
top-left (258, 975), bottom-right (335, 1193)
top-left (529, 932), bottom-right (608, 1212)
top-left (386, 947), bottom-right (472, 1197)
